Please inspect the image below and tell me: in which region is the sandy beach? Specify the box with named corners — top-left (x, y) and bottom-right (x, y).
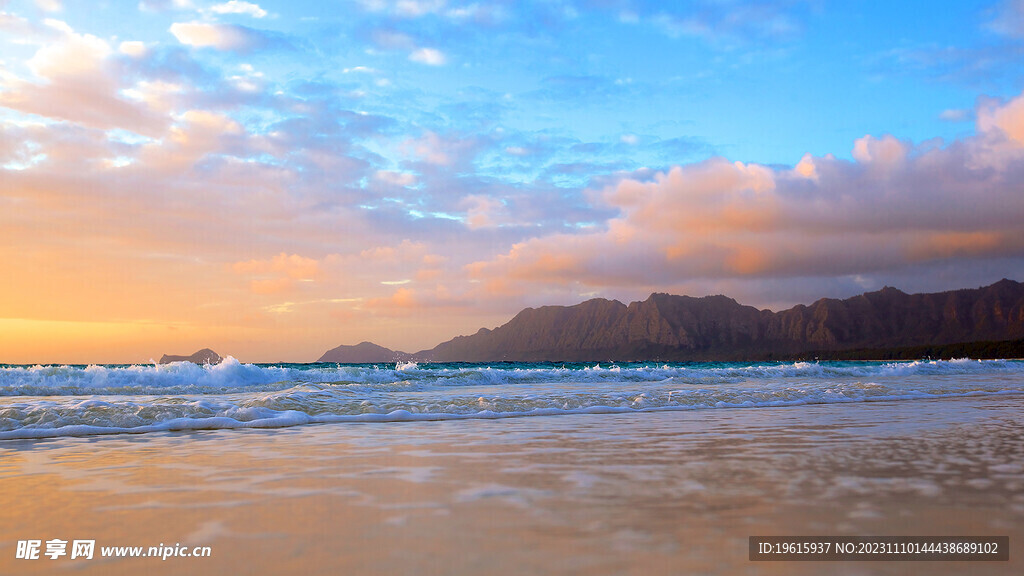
top-left (1, 394), bottom-right (1021, 575)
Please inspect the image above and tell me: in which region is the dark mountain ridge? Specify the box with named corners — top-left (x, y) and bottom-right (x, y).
top-left (318, 279), bottom-right (1024, 362)
top-left (318, 341), bottom-right (415, 363)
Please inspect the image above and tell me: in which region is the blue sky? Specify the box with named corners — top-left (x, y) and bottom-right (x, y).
top-left (7, 1), bottom-right (1011, 169)
top-left (2, 0), bottom-right (1024, 361)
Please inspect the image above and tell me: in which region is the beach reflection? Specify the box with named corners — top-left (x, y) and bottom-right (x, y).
top-left (2, 396), bottom-right (1022, 575)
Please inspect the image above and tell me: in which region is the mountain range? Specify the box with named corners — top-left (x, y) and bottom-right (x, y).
top-left (317, 279), bottom-right (1024, 363)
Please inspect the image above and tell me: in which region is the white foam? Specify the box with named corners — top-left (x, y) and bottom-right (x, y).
top-left (3, 358), bottom-right (1021, 396)
top-left (1, 359), bottom-right (1022, 440)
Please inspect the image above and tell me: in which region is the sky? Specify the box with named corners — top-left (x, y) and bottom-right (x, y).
top-left (2, 0), bottom-right (1024, 363)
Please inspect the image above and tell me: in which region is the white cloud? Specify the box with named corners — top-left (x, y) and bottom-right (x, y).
top-left (207, 1), bottom-right (268, 19)
top-left (41, 17), bottom-right (73, 34)
top-left (138, 0), bottom-right (194, 11)
top-left (409, 47), bottom-right (446, 66)
top-left (28, 25), bottom-right (110, 78)
top-left (169, 21), bottom-right (270, 51)
top-left (939, 108), bottom-right (970, 122)
top-left (0, 22), bottom-right (166, 136)
top-left (395, 0), bottom-right (446, 17)
top-left (35, 0), bottom-right (62, 12)
top-left (359, 0), bottom-right (446, 18)
top-left (118, 41), bottom-right (149, 58)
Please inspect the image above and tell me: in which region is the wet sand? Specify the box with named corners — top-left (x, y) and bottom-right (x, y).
top-left (1, 395), bottom-right (1022, 575)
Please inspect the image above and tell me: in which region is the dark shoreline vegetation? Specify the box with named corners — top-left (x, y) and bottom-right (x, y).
top-left (767, 338), bottom-right (1024, 362)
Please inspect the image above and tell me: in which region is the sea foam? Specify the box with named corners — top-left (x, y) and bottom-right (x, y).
top-left (1, 359), bottom-right (1022, 440)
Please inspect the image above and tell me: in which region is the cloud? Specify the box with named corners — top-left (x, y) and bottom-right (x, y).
top-left (233, 253), bottom-right (321, 294)
top-left (461, 194), bottom-right (508, 229)
top-left (364, 284), bottom-right (468, 316)
top-left (357, 0), bottom-right (505, 23)
top-left (34, 0), bottom-right (62, 12)
top-left (5, 0), bottom-right (1024, 361)
top-left (0, 23), bottom-right (167, 136)
top-left (374, 169), bottom-right (418, 187)
top-left (366, 286), bottom-right (419, 310)
top-left (467, 91), bottom-right (1024, 300)
top-left (0, 12), bottom-right (33, 35)
top-left (138, 0), bottom-right (194, 11)
top-left (389, 0), bottom-right (447, 18)
top-left (987, 0), bottom-right (1024, 37)
top-left (978, 92), bottom-right (1024, 144)
top-left (444, 3), bottom-right (508, 25)
top-left (369, 28), bottom-right (416, 49)
top-left (940, 108), bottom-right (971, 122)
top-left (401, 130), bottom-right (482, 167)
top-left (366, 28), bottom-right (446, 64)
top-left (793, 152), bottom-right (818, 180)
top-left (28, 20), bottom-right (107, 75)
top-left (359, 239), bottom-right (430, 263)
top-left (534, 74), bottom-right (634, 102)
top-left (409, 46), bottom-right (446, 65)
top-left (169, 21), bottom-right (287, 52)
top-left (588, 1), bottom-right (810, 47)
top-left (136, 109), bottom-right (244, 171)
top-left (118, 40), bottom-right (149, 57)
top-left (870, 44), bottom-right (1024, 86)
top-left (207, 1), bottom-right (267, 18)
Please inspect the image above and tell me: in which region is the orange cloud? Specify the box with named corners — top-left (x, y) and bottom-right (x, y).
top-left (233, 253), bottom-right (321, 294)
top-left (725, 246), bottom-right (772, 276)
top-left (368, 287), bottom-right (419, 310)
top-left (793, 153), bottom-right (818, 180)
top-left (851, 134), bottom-right (908, 169)
top-left (230, 254), bottom-right (317, 299)
top-left (978, 91), bottom-right (1024, 144)
top-left (364, 283), bottom-right (475, 318)
top-left (468, 94), bottom-right (1024, 296)
top-left (249, 277), bottom-right (296, 295)
top-left (906, 231), bottom-right (1007, 261)
top-left (359, 239), bottom-right (428, 263)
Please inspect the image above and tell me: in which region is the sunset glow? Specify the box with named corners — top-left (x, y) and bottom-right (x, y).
top-left (2, 0), bottom-right (1024, 363)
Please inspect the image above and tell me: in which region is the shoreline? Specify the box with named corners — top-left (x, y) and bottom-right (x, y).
top-left (2, 352), bottom-right (1024, 364)
top-left (2, 395), bottom-right (1022, 575)
top-left (5, 340), bottom-right (1024, 367)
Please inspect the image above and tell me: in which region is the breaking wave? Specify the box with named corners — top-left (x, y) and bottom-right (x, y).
top-left (1, 358), bottom-right (1021, 439)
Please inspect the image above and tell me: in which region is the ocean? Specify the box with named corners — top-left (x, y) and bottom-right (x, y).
top-left (1, 358), bottom-right (1022, 439)
top-left (2, 359), bottom-right (1023, 575)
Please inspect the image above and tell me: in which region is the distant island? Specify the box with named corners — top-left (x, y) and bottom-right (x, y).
top-left (318, 342), bottom-right (415, 364)
top-left (319, 279), bottom-right (1024, 363)
top-left (159, 348), bottom-right (223, 365)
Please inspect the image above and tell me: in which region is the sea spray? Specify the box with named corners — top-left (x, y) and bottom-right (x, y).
top-left (1, 359), bottom-right (1022, 440)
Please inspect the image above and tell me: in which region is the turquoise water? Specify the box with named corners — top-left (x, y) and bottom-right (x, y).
top-left (1, 358), bottom-right (1023, 439)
